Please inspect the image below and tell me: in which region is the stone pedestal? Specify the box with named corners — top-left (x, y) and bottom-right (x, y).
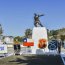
top-left (31, 27), bottom-right (49, 54)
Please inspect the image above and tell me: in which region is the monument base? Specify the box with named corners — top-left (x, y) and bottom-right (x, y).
top-left (31, 27), bottom-right (49, 54)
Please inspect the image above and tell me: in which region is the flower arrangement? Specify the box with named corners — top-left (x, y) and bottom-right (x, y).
top-left (38, 39), bottom-right (47, 49)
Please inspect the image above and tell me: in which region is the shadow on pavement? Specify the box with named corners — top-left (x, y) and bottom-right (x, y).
top-left (9, 55), bottom-right (64, 65)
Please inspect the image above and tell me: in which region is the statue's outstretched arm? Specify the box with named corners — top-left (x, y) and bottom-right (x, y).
top-left (38, 14), bottom-right (44, 17)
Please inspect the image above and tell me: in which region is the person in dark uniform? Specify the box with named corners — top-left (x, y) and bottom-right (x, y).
top-left (34, 13), bottom-right (44, 27)
top-left (57, 39), bottom-right (61, 54)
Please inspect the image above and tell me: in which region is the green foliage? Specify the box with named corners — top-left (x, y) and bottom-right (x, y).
top-left (60, 35), bottom-right (65, 41)
top-left (50, 30), bottom-right (58, 36)
top-left (47, 29), bottom-right (59, 40)
top-left (0, 24), bottom-right (3, 35)
top-left (25, 29), bottom-right (32, 38)
top-left (14, 36), bottom-right (22, 43)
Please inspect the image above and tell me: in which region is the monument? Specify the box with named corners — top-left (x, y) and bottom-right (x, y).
top-left (32, 13), bottom-right (49, 54)
top-left (22, 13), bottom-right (58, 55)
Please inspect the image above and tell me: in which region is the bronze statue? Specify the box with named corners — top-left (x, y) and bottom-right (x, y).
top-left (34, 13), bottom-right (44, 27)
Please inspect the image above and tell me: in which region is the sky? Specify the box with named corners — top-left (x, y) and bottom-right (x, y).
top-left (0, 0), bottom-right (65, 36)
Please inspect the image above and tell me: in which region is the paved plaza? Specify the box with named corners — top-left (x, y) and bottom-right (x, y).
top-left (0, 55), bottom-right (64, 65)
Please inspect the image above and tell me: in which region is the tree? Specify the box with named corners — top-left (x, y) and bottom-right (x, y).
top-left (0, 24), bottom-right (3, 35)
top-left (50, 30), bottom-right (58, 39)
top-left (60, 35), bottom-right (65, 41)
top-left (14, 36), bottom-right (23, 44)
top-left (25, 29), bottom-right (32, 38)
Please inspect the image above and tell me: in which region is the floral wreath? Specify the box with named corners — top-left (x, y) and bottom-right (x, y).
top-left (38, 39), bottom-right (47, 49)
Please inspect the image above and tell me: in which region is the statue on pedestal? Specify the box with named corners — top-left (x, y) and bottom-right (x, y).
top-left (34, 13), bottom-right (44, 27)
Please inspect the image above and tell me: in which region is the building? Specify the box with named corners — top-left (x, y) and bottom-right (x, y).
top-left (4, 36), bottom-right (14, 44)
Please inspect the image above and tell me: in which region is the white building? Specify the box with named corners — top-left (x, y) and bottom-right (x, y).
top-left (4, 36), bottom-right (14, 44)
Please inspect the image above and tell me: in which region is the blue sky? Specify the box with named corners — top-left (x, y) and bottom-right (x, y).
top-left (0, 0), bottom-right (65, 36)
